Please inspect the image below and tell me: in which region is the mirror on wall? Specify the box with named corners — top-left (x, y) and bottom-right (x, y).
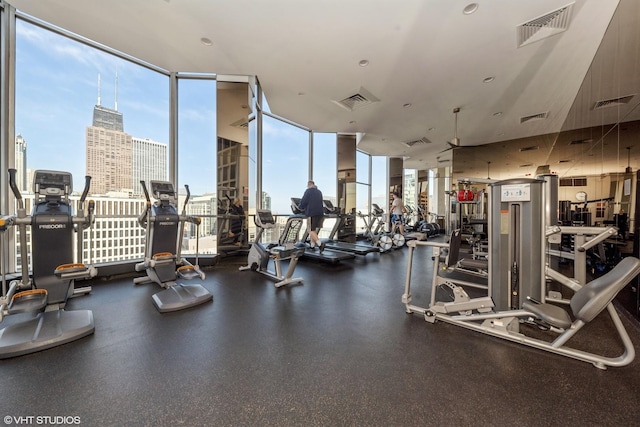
top-left (337, 134), bottom-right (356, 240)
top-left (450, 0), bottom-right (640, 318)
top-left (451, 0), bottom-right (639, 227)
top-left (388, 158), bottom-right (403, 214)
top-left (216, 81), bottom-right (250, 255)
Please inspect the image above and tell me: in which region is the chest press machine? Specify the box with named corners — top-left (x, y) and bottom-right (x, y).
top-left (0, 169), bottom-right (96, 358)
top-left (134, 180), bottom-right (212, 312)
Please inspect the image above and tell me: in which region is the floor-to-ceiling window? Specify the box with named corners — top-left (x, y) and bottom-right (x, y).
top-left (262, 114), bottom-right (309, 216)
top-left (177, 77), bottom-right (217, 254)
top-left (14, 18), bottom-right (169, 267)
top-left (5, 10), bottom-right (388, 269)
top-left (261, 114), bottom-right (309, 242)
top-left (355, 150), bottom-right (371, 234)
top-left (312, 132), bottom-right (337, 238)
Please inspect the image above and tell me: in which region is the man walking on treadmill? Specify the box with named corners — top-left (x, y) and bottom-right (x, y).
top-left (299, 180), bottom-right (325, 251)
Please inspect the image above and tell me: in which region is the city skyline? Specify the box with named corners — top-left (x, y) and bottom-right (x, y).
top-left (13, 17), bottom-right (389, 217)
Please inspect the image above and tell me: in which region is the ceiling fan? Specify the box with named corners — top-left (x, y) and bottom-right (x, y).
top-left (439, 107), bottom-right (462, 153)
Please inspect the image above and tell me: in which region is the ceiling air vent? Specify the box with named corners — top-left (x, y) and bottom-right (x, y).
top-left (517, 3), bottom-right (574, 48)
top-left (333, 87), bottom-right (380, 111)
top-left (520, 112), bottom-right (548, 124)
top-left (593, 94), bottom-right (635, 110)
top-left (569, 138), bottom-right (592, 145)
top-left (403, 137), bottom-right (432, 147)
top-left (519, 145), bottom-right (539, 152)
top-left (519, 163), bottom-right (533, 168)
top-left (230, 117), bottom-right (249, 128)
top-left (558, 159), bottom-right (572, 163)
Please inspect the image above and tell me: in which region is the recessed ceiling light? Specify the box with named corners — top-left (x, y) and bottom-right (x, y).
top-left (200, 37), bottom-right (213, 46)
top-left (463, 3), bottom-right (479, 15)
top-left (403, 103), bottom-right (412, 108)
top-left (483, 76), bottom-right (495, 83)
top-left (493, 112), bottom-right (503, 116)
top-left (359, 59), bottom-right (369, 67)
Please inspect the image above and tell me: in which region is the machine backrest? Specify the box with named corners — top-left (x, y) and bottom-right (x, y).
top-left (280, 216), bottom-right (303, 245)
top-left (446, 229), bottom-right (462, 268)
top-left (570, 256), bottom-right (640, 322)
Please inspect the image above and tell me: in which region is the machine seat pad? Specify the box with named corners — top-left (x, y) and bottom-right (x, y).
top-left (55, 263), bottom-right (87, 276)
top-left (269, 246), bottom-right (300, 259)
top-left (8, 289), bottom-right (48, 314)
top-left (152, 252), bottom-right (175, 261)
top-left (522, 301), bottom-right (572, 329)
top-left (177, 265), bottom-right (199, 280)
top-left (457, 258), bottom-right (488, 270)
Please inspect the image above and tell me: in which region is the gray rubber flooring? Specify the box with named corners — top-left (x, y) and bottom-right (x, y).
top-left (0, 245), bottom-right (639, 426)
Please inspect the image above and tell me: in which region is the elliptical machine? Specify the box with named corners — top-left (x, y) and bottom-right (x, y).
top-left (240, 210), bottom-right (304, 287)
top-left (0, 169), bottom-right (96, 359)
top-left (134, 180), bottom-right (212, 312)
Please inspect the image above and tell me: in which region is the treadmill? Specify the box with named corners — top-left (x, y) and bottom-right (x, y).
top-left (320, 200), bottom-right (380, 255)
top-left (289, 198), bottom-right (355, 264)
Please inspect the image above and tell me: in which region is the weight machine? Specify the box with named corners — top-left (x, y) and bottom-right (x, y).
top-left (403, 178), bottom-right (640, 369)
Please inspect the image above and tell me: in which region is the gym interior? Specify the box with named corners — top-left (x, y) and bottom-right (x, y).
top-left (1, 1), bottom-right (640, 426)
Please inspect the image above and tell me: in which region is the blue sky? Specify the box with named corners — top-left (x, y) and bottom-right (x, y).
top-left (14, 18), bottom-right (385, 215)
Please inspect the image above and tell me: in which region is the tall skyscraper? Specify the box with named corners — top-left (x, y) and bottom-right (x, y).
top-left (14, 134), bottom-right (28, 192)
top-left (92, 104), bottom-right (124, 131)
top-left (86, 106), bottom-right (133, 194)
top-left (132, 137), bottom-right (168, 195)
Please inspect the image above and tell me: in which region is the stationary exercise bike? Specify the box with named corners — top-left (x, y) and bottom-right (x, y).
top-left (134, 180), bottom-right (212, 312)
top-left (240, 209), bottom-right (304, 287)
top-left (357, 204), bottom-right (394, 252)
top-left (0, 169), bottom-right (96, 358)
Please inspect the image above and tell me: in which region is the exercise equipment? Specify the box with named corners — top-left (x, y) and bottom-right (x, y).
top-left (134, 180), bottom-right (212, 312)
top-left (402, 178), bottom-right (640, 369)
top-left (316, 200), bottom-right (380, 256)
top-left (357, 204), bottom-right (394, 252)
top-left (0, 169), bottom-right (96, 358)
top-left (239, 210), bottom-right (304, 287)
top-left (289, 198), bottom-right (355, 264)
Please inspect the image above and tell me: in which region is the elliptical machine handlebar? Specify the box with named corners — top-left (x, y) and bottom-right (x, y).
top-left (7, 169), bottom-right (24, 211)
top-left (138, 180), bottom-right (151, 227)
top-left (140, 180), bottom-right (151, 203)
top-left (79, 176), bottom-right (91, 206)
top-left (182, 184), bottom-right (191, 215)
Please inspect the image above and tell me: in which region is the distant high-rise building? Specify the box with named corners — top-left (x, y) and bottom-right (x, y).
top-left (92, 104), bottom-right (124, 131)
top-left (86, 109), bottom-right (133, 194)
top-left (14, 134), bottom-right (27, 191)
top-left (262, 192), bottom-right (271, 211)
top-left (132, 137), bottom-right (167, 195)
